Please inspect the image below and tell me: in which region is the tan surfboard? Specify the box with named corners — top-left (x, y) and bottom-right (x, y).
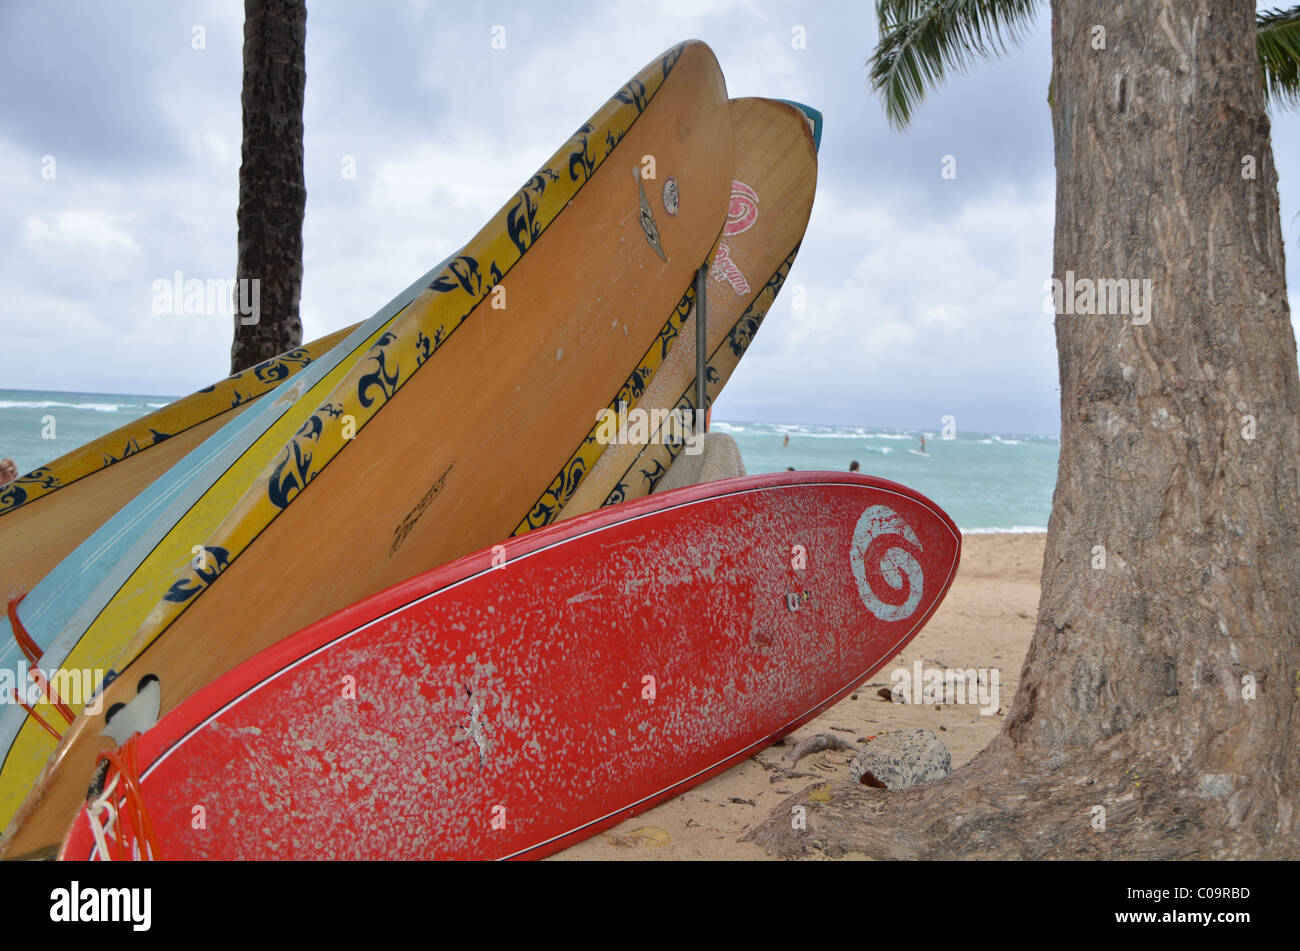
top-left (0, 331), bottom-right (350, 600)
top-left (555, 97), bottom-right (818, 521)
top-left (0, 41), bottom-right (733, 856)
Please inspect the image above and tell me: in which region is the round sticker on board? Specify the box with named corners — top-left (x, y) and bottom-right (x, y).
top-left (662, 178), bottom-right (679, 216)
top-left (723, 180), bottom-right (759, 235)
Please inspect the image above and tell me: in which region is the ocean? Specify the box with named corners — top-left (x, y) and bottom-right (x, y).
top-left (0, 389), bottom-right (1059, 533)
top-left (0, 389), bottom-right (177, 473)
top-left (716, 421), bottom-right (1058, 533)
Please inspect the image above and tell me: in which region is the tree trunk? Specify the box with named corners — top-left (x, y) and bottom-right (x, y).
top-left (747, 0), bottom-right (1298, 859)
top-left (230, 0), bottom-right (307, 374)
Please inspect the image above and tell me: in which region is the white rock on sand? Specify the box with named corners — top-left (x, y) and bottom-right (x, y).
top-left (848, 728), bottom-right (952, 789)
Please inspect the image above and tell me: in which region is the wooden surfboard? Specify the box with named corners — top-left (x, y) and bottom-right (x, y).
top-left (0, 329), bottom-right (348, 601)
top-left (0, 41), bottom-right (733, 855)
top-left (556, 97), bottom-right (820, 522)
top-left (0, 230), bottom-right (502, 661)
top-left (0, 257), bottom-right (483, 800)
top-left (56, 471), bottom-right (960, 861)
top-left (0, 250), bottom-right (473, 703)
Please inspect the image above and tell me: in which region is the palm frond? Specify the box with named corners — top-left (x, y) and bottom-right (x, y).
top-left (1258, 6), bottom-right (1300, 110)
top-left (867, 0), bottom-right (1041, 129)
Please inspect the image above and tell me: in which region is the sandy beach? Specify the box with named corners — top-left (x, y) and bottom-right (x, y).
top-left (551, 531), bottom-right (1045, 860)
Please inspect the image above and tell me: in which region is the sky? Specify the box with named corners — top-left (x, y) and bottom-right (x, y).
top-left (0, 1), bottom-right (1296, 438)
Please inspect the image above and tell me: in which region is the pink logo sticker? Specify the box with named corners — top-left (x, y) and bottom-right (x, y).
top-left (710, 242), bottom-right (750, 296)
top-left (723, 180), bottom-right (759, 236)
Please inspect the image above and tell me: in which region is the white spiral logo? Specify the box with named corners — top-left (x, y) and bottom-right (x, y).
top-left (849, 505), bottom-right (924, 622)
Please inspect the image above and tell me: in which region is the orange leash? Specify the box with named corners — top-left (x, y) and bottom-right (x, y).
top-left (7, 594), bottom-right (76, 728)
top-left (85, 734), bottom-right (161, 861)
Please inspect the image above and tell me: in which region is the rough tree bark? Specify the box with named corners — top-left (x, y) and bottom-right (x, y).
top-left (747, 0), bottom-right (1299, 859)
top-left (230, 0), bottom-right (307, 374)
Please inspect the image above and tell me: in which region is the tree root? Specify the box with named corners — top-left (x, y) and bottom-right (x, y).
top-left (742, 741), bottom-right (1299, 861)
top-left (782, 732), bottom-right (855, 767)
top-left (754, 755), bottom-right (817, 783)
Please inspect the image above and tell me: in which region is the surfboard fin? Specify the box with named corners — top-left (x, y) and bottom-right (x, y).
top-left (101, 674), bottom-right (161, 747)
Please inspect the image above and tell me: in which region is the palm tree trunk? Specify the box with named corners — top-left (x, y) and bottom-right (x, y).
top-left (230, 0), bottom-right (307, 374)
top-left (748, 0), bottom-right (1298, 859)
top-left (1018, 0), bottom-right (1298, 814)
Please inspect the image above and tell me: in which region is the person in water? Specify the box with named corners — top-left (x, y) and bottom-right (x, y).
top-left (919, 435), bottom-right (926, 453)
top-left (0, 458), bottom-right (17, 488)
top-left (849, 460), bottom-right (860, 472)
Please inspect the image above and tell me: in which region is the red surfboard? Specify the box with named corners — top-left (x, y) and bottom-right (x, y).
top-left (60, 471), bottom-right (960, 861)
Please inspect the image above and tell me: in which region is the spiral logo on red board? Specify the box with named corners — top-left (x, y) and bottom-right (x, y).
top-left (723, 180), bottom-right (759, 236)
top-left (849, 505), bottom-right (924, 622)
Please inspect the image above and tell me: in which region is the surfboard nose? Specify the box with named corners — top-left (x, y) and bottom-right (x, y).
top-left (775, 99), bottom-right (823, 152)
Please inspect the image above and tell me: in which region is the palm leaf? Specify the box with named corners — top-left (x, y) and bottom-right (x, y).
top-left (1258, 6), bottom-right (1300, 109)
top-left (869, 2), bottom-right (1300, 128)
top-left (867, 0), bottom-right (1041, 129)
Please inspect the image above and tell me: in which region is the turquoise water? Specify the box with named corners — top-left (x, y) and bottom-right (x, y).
top-left (0, 389), bottom-right (177, 476)
top-left (0, 390), bottom-right (1059, 532)
top-left (716, 420), bottom-right (1058, 533)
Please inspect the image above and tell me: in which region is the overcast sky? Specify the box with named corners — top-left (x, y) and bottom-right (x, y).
top-left (1, 1), bottom-right (1296, 437)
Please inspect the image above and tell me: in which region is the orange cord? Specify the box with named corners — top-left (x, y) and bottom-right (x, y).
top-left (8, 593), bottom-right (76, 725)
top-left (7, 595), bottom-right (39, 667)
top-left (88, 735), bottom-right (161, 861)
top-left (9, 596), bottom-right (154, 858)
top-left (122, 735), bottom-right (160, 858)
top-left (11, 691), bottom-right (62, 740)
top-left (28, 666), bottom-right (75, 724)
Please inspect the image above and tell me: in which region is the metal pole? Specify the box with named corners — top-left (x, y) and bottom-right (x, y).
top-left (694, 263), bottom-right (708, 437)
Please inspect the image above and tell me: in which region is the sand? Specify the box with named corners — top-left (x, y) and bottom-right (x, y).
top-left (549, 531), bottom-right (1046, 860)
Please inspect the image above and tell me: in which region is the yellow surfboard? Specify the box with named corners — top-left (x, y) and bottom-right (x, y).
top-left (0, 41), bottom-right (733, 856)
top-left (0, 329), bottom-right (350, 600)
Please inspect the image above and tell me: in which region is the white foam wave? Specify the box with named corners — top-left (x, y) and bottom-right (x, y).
top-left (0, 400), bottom-right (122, 412)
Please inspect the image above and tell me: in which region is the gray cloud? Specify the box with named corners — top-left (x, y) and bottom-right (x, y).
top-left (0, 0), bottom-right (1294, 439)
